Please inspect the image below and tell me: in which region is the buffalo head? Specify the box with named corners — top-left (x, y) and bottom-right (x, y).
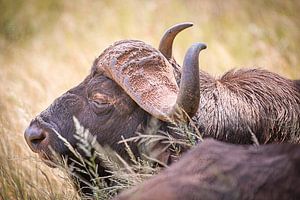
top-left (24, 23), bottom-right (206, 193)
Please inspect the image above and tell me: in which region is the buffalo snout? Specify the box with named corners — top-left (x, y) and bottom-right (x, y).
top-left (24, 123), bottom-right (49, 153)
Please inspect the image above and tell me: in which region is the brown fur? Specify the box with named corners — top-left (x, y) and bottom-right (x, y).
top-left (195, 68), bottom-right (300, 144)
top-left (114, 139), bottom-right (300, 200)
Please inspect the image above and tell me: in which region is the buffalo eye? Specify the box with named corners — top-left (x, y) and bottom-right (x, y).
top-left (89, 93), bottom-right (113, 114)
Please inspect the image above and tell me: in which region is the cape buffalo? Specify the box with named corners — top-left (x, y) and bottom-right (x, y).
top-left (113, 139), bottom-right (300, 200)
top-left (24, 23), bottom-right (300, 194)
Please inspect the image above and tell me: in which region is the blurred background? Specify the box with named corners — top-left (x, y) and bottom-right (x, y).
top-left (0, 0), bottom-right (299, 199)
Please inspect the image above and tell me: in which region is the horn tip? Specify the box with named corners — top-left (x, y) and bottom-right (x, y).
top-left (180, 22), bottom-right (194, 27)
top-left (159, 22), bottom-right (195, 59)
top-left (194, 42), bottom-right (207, 51)
top-left (175, 22), bottom-right (194, 29)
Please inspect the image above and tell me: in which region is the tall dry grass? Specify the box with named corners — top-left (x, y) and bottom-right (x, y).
top-left (0, 0), bottom-right (300, 199)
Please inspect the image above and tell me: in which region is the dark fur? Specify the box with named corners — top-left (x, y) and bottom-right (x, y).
top-left (114, 139), bottom-right (300, 200)
top-left (194, 68), bottom-right (300, 144)
top-left (26, 40), bottom-right (300, 194)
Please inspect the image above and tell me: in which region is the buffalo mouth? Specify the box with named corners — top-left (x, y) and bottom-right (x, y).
top-left (38, 150), bottom-right (59, 168)
top-left (24, 118), bottom-right (71, 168)
top-left (36, 144), bottom-right (75, 169)
top-left (32, 140), bottom-right (73, 169)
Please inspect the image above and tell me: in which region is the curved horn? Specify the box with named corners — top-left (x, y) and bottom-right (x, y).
top-left (159, 22), bottom-right (193, 60)
top-left (173, 43), bottom-right (207, 119)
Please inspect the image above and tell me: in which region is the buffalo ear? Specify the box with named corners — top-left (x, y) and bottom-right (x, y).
top-left (94, 40), bottom-right (179, 121)
top-left (94, 40), bottom-right (206, 122)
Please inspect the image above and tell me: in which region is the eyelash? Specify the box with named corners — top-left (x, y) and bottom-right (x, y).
top-left (91, 99), bottom-right (109, 107)
top-left (88, 93), bottom-right (113, 114)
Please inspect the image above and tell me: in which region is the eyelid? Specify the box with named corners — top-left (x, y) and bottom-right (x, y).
top-left (91, 93), bottom-right (112, 104)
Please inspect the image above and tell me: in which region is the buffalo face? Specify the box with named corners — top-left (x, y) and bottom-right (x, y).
top-left (24, 69), bottom-right (146, 166)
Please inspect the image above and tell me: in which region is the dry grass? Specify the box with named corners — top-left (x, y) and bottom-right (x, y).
top-left (0, 0), bottom-right (300, 199)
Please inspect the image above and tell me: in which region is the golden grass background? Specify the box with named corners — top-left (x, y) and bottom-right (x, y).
top-left (0, 0), bottom-right (299, 199)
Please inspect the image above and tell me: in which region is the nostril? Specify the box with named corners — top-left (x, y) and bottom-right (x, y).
top-left (24, 125), bottom-right (48, 152)
top-left (31, 135), bottom-right (46, 145)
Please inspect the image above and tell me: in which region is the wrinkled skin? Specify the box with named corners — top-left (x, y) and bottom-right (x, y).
top-left (113, 139), bottom-right (300, 200)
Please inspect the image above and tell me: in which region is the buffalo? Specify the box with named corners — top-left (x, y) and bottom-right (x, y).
top-left (113, 139), bottom-right (300, 200)
top-left (24, 23), bottom-right (300, 194)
